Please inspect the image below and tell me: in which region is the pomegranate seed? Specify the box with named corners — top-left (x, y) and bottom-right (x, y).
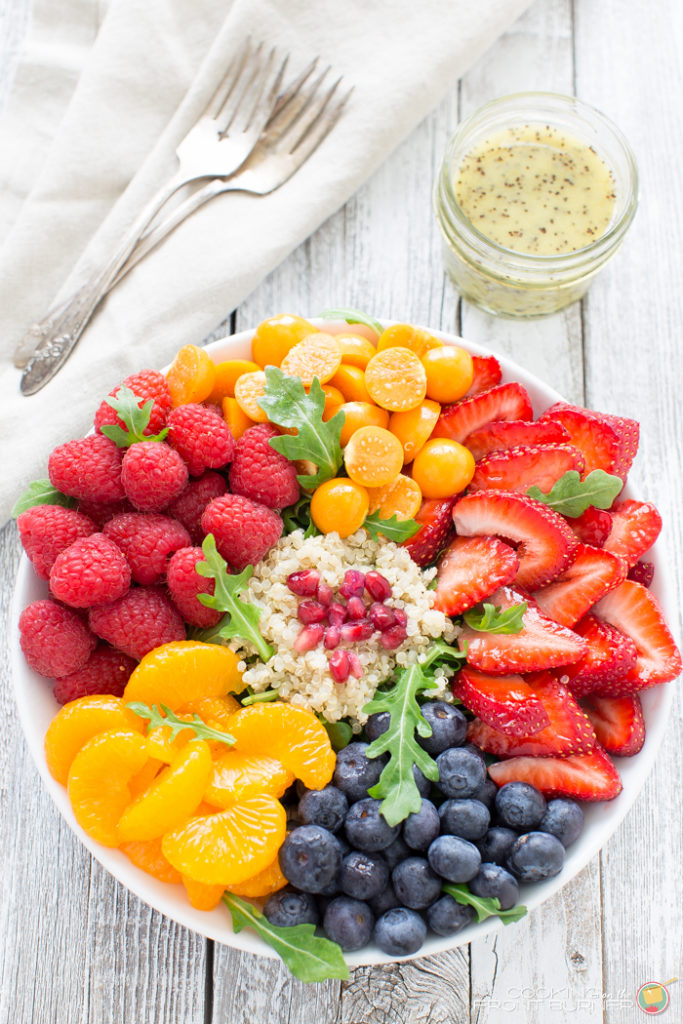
top-left (348, 651), bottom-right (363, 678)
top-left (329, 649), bottom-right (350, 683)
top-left (368, 602), bottom-right (397, 631)
top-left (287, 570), bottom-right (320, 596)
top-left (339, 570), bottom-right (366, 599)
top-left (328, 602), bottom-right (348, 626)
top-left (346, 596), bottom-right (367, 620)
top-left (297, 600), bottom-right (327, 625)
top-left (393, 607), bottom-right (408, 627)
top-left (341, 620), bottom-right (374, 643)
top-left (365, 571), bottom-right (392, 602)
top-left (324, 625), bottom-right (341, 650)
top-left (294, 624), bottom-right (325, 652)
top-left (379, 624), bottom-right (407, 650)
top-left (318, 583), bottom-right (334, 606)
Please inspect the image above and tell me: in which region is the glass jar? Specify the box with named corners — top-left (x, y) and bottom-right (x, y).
top-left (434, 92), bottom-right (638, 318)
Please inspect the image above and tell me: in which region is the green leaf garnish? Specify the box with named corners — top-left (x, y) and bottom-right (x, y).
top-left (11, 480), bottom-right (76, 517)
top-left (527, 468), bottom-right (623, 518)
top-left (126, 702), bottom-right (235, 746)
top-left (223, 894), bottom-right (349, 983)
top-left (463, 602), bottom-right (527, 635)
top-left (363, 511), bottom-right (420, 542)
top-left (363, 663), bottom-right (440, 827)
top-left (99, 385), bottom-right (168, 447)
top-left (241, 688), bottom-right (280, 706)
top-left (420, 638), bottom-right (468, 673)
top-left (318, 308), bottom-right (383, 336)
top-left (195, 534), bottom-right (274, 662)
top-left (442, 883), bottom-right (527, 925)
top-left (281, 496), bottom-right (321, 538)
top-left (257, 368), bottom-right (344, 489)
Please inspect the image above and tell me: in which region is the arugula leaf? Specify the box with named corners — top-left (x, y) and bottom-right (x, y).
top-left (363, 511), bottom-right (420, 543)
top-left (195, 534), bottom-right (274, 662)
top-left (99, 385), bottom-right (168, 447)
top-left (127, 702), bottom-right (235, 746)
top-left (363, 664), bottom-right (440, 826)
top-left (11, 480), bottom-right (76, 517)
top-left (442, 883), bottom-right (527, 925)
top-left (257, 368), bottom-right (344, 489)
top-left (420, 638), bottom-right (468, 673)
top-left (241, 688), bottom-right (280, 706)
top-left (223, 894), bottom-right (349, 982)
top-left (527, 468), bottom-right (623, 517)
top-left (281, 496), bottom-right (320, 538)
top-left (318, 308), bottom-right (383, 336)
top-left (463, 602), bottom-right (527, 635)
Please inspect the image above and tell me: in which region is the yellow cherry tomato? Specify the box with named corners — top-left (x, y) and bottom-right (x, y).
top-left (344, 426), bottom-right (404, 488)
top-left (422, 346), bottom-right (474, 404)
top-left (251, 315), bottom-right (317, 368)
top-left (411, 438), bottom-right (476, 499)
top-left (389, 400), bottom-right (441, 463)
top-left (320, 385), bottom-right (345, 422)
top-left (310, 478), bottom-right (370, 537)
top-left (334, 333), bottom-right (377, 369)
top-left (329, 364), bottom-right (372, 404)
top-left (338, 402), bottom-right (390, 446)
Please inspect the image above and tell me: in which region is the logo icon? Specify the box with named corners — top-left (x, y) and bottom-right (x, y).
top-left (636, 978), bottom-right (678, 1015)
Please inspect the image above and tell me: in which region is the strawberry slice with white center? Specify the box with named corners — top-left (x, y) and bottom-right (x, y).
top-left (467, 672), bottom-right (597, 757)
top-left (458, 585), bottom-right (588, 674)
top-left (593, 580), bottom-right (682, 689)
top-left (432, 382), bottom-right (533, 445)
top-left (538, 403), bottom-right (621, 476)
top-left (581, 693), bottom-right (645, 757)
top-left (401, 497), bottom-right (455, 567)
top-left (432, 535), bottom-right (519, 615)
top-left (451, 666), bottom-right (550, 735)
top-left (558, 613), bottom-right (638, 698)
top-left (488, 745), bottom-right (623, 801)
top-left (465, 419), bottom-right (571, 462)
top-left (603, 500), bottom-right (662, 567)
top-left (532, 544), bottom-right (627, 627)
top-left (463, 354), bottom-right (502, 398)
top-left (469, 443), bottom-right (586, 495)
top-left (452, 490), bottom-right (579, 589)
top-left (566, 506), bottom-right (613, 548)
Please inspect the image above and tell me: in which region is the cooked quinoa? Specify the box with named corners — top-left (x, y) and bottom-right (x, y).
top-left (231, 529), bottom-right (460, 729)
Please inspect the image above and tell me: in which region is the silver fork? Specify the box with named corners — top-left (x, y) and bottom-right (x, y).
top-left (20, 40), bottom-right (290, 394)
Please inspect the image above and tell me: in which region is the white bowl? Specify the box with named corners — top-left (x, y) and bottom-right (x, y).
top-left (10, 319), bottom-right (677, 969)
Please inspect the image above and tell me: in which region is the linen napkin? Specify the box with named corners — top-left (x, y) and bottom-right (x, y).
top-left (0, 0), bottom-right (531, 524)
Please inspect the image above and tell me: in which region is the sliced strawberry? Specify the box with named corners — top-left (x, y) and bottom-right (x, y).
top-left (581, 694), bottom-right (645, 756)
top-left (401, 498), bottom-right (455, 567)
top-left (465, 419), bottom-right (571, 462)
top-left (467, 673), bottom-right (596, 757)
top-left (603, 500), bottom-right (662, 567)
top-left (597, 412), bottom-right (639, 480)
top-left (432, 535), bottom-right (519, 616)
top-left (464, 354), bottom-right (502, 398)
top-left (452, 490), bottom-right (579, 589)
top-left (538, 403), bottom-right (621, 476)
top-left (459, 585), bottom-right (588, 674)
top-left (567, 506), bottom-right (613, 548)
top-left (558, 613), bottom-right (638, 698)
top-left (469, 444), bottom-right (585, 495)
top-left (488, 746), bottom-right (623, 801)
top-left (451, 667), bottom-right (550, 735)
top-left (628, 561), bottom-right (655, 588)
top-left (594, 580), bottom-right (682, 689)
top-left (532, 544), bottom-right (627, 627)
top-left (433, 383), bottom-right (533, 445)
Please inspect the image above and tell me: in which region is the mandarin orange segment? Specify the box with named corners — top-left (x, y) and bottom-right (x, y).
top-left (251, 314), bottom-right (316, 368)
top-left (422, 345), bottom-right (474, 404)
top-left (334, 333), bottom-right (377, 369)
top-left (344, 425), bottom-right (404, 488)
top-left (389, 399), bottom-right (441, 463)
top-left (365, 348), bottom-right (427, 412)
top-left (329, 364), bottom-right (372, 404)
top-left (338, 402), bottom-right (390, 447)
top-left (367, 474), bottom-right (423, 520)
top-left (45, 695), bottom-right (145, 786)
top-left (221, 396), bottom-right (257, 440)
top-left (182, 875), bottom-right (225, 911)
top-left (166, 345), bottom-right (217, 407)
top-left (120, 837), bottom-right (182, 884)
top-left (280, 333), bottom-right (342, 386)
top-left (225, 855), bottom-right (288, 898)
top-left (228, 703), bottom-right (335, 790)
top-left (376, 323), bottom-right (442, 359)
top-left (162, 796), bottom-right (286, 886)
top-left (129, 757), bottom-right (165, 797)
top-left (123, 641), bottom-right (243, 711)
top-left (208, 360), bottom-right (261, 402)
top-left (204, 751), bottom-right (294, 808)
top-left (178, 695), bottom-right (241, 729)
top-left (67, 729), bottom-right (149, 847)
top-left (233, 371), bottom-right (270, 423)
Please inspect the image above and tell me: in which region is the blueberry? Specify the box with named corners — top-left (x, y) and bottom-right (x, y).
top-left (382, 835), bottom-right (411, 870)
top-left (323, 896), bottom-right (374, 952)
top-left (413, 763), bottom-right (432, 797)
top-left (392, 856), bottom-right (442, 909)
top-left (344, 798), bottom-right (401, 852)
top-left (435, 747), bottom-right (486, 799)
top-left (340, 850), bottom-right (390, 901)
top-left (469, 863), bottom-right (519, 910)
top-left (298, 785), bottom-right (349, 833)
top-left (278, 825), bottom-right (343, 893)
top-left (369, 884), bottom-right (402, 917)
top-left (403, 799), bottom-right (440, 851)
top-left (539, 798), bottom-right (585, 848)
top-left (365, 711), bottom-right (390, 742)
top-left (418, 701), bottom-right (468, 754)
top-left (264, 888), bottom-right (319, 928)
top-left (507, 831), bottom-right (565, 882)
top-left (477, 827), bottom-right (518, 866)
top-left (439, 798), bottom-right (490, 841)
top-left (374, 908), bottom-right (427, 957)
top-left (494, 782), bottom-right (547, 831)
top-left (472, 777), bottom-right (498, 809)
top-left (427, 835), bottom-right (481, 883)
top-left (426, 895), bottom-right (475, 937)
top-left (333, 742), bottom-right (386, 802)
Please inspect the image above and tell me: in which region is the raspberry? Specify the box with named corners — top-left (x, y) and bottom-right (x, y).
top-left (17, 505), bottom-right (97, 580)
top-left (49, 533), bottom-right (131, 608)
top-left (53, 644), bottom-right (137, 704)
top-left (166, 403), bottom-right (235, 477)
top-left (166, 547), bottom-right (223, 628)
top-left (166, 471), bottom-right (228, 544)
top-left (48, 434), bottom-right (125, 503)
top-left (76, 498), bottom-right (135, 529)
top-left (103, 513), bottom-right (191, 585)
top-left (94, 370), bottom-right (172, 437)
top-left (19, 600), bottom-right (96, 678)
top-left (201, 494), bottom-right (283, 572)
top-left (121, 441), bottom-right (188, 511)
top-left (88, 586), bottom-right (186, 660)
top-left (228, 424), bottom-right (300, 509)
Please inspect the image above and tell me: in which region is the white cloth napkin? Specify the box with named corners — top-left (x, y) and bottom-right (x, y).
top-left (0, 0), bottom-right (531, 524)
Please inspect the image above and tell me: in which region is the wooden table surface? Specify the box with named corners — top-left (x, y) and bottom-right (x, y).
top-left (1, 1), bottom-right (682, 1022)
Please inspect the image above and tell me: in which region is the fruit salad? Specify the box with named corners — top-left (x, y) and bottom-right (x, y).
top-left (13, 310), bottom-right (681, 982)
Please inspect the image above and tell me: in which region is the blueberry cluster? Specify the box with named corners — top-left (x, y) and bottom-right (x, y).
top-left (266, 702), bottom-right (585, 958)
